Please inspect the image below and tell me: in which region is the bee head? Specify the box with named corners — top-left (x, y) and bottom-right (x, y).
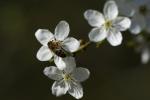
top-left (48, 40), bottom-right (61, 50)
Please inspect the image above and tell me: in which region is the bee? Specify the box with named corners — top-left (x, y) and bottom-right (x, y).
top-left (54, 49), bottom-right (67, 58)
top-left (48, 40), bottom-right (67, 57)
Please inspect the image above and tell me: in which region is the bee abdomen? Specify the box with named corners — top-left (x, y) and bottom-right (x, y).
top-left (55, 50), bottom-right (67, 58)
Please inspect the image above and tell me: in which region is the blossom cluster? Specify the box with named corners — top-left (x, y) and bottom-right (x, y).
top-left (115, 0), bottom-right (150, 63)
top-left (35, 0), bottom-right (150, 99)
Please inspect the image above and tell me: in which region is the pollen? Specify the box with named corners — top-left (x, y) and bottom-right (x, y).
top-left (104, 20), bottom-right (112, 29)
top-left (63, 74), bottom-right (72, 81)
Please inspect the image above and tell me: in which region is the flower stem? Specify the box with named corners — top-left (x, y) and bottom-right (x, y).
top-left (75, 41), bottom-right (91, 53)
top-left (49, 58), bottom-right (54, 63)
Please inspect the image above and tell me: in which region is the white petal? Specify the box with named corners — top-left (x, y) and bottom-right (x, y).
top-left (103, 0), bottom-right (118, 20)
top-left (113, 17), bottom-right (131, 31)
top-left (54, 56), bottom-right (76, 73)
top-left (115, 0), bottom-right (135, 17)
top-left (107, 29), bottom-right (123, 46)
top-left (84, 10), bottom-right (105, 27)
top-left (54, 56), bottom-right (66, 70)
top-left (52, 81), bottom-right (69, 97)
top-left (129, 14), bottom-right (146, 35)
top-left (43, 66), bottom-right (62, 80)
top-left (36, 46), bottom-right (53, 61)
top-left (55, 21), bottom-right (70, 41)
top-left (62, 37), bottom-right (80, 53)
top-left (88, 27), bottom-right (107, 42)
top-left (141, 48), bottom-right (150, 64)
top-left (68, 82), bottom-right (83, 99)
top-left (72, 67), bottom-right (90, 82)
top-left (35, 29), bottom-right (54, 46)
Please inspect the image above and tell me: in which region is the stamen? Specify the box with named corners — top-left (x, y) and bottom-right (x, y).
top-left (104, 20), bottom-right (112, 29)
top-left (63, 73), bottom-right (72, 81)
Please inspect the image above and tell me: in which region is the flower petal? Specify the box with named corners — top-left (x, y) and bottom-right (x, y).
top-left (62, 37), bottom-right (80, 53)
top-left (129, 14), bottom-right (146, 35)
top-left (54, 56), bottom-right (76, 73)
top-left (72, 67), bottom-right (90, 82)
top-left (103, 0), bottom-right (118, 20)
top-left (68, 82), bottom-right (83, 99)
top-left (107, 29), bottom-right (123, 46)
top-left (52, 80), bottom-right (69, 97)
top-left (115, 0), bottom-right (135, 17)
top-left (141, 48), bottom-right (150, 64)
top-left (35, 29), bottom-right (54, 46)
top-left (55, 21), bottom-right (70, 41)
top-left (84, 10), bottom-right (105, 27)
top-left (113, 17), bottom-right (131, 31)
top-left (36, 46), bottom-right (53, 61)
top-left (43, 66), bottom-right (63, 80)
top-left (88, 27), bottom-right (107, 42)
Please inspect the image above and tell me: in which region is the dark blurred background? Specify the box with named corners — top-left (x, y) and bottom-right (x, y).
top-left (0, 0), bottom-right (150, 100)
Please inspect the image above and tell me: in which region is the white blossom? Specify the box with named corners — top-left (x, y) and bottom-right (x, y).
top-left (84, 0), bottom-right (131, 46)
top-left (43, 57), bottom-right (90, 99)
top-left (35, 20), bottom-right (80, 62)
top-left (135, 35), bottom-right (150, 64)
top-left (115, 0), bottom-right (150, 34)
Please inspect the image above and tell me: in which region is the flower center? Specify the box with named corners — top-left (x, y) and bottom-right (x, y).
top-left (104, 20), bottom-right (112, 29)
top-left (48, 40), bottom-right (61, 50)
top-left (63, 73), bottom-right (72, 81)
top-left (139, 6), bottom-right (148, 15)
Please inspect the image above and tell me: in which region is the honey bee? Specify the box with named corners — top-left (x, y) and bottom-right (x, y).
top-left (54, 49), bottom-right (67, 58)
top-left (48, 40), bottom-right (67, 57)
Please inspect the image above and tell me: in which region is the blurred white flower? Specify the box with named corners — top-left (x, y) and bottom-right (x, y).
top-left (115, 0), bottom-right (135, 17)
top-left (84, 0), bottom-right (131, 46)
top-left (135, 35), bottom-right (150, 64)
top-left (115, 0), bottom-right (150, 34)
top-left (35, 20), bottom-right (80, 62)
top-left (43, 57), bottom-right (90, 99)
